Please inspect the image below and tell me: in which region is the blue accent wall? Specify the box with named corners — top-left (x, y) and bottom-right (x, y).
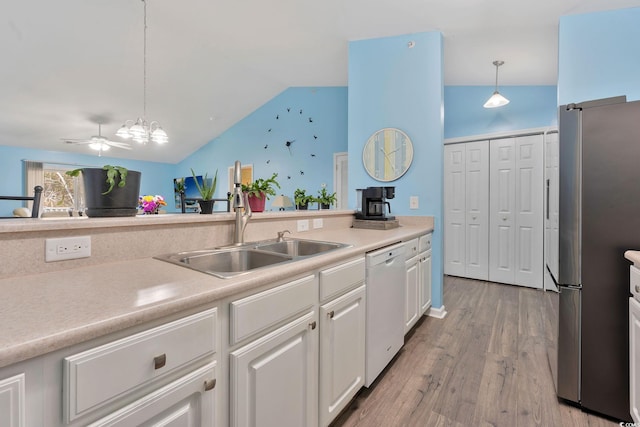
top-left (559, 7), bottom-right (640, 105)
top-left (176, 87), bottom-right (348, 210)
top-left (445, 86), bottom-right (557, 138)
top-left (348, 32), bottom-right (445, 309)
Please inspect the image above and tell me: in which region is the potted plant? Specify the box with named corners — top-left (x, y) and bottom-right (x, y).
top-left (190, 168), bottom-right (218, 214)
top-left (242, 173), bottom-right (280, 212)
top-left (66, 165), bottom-right (141, 217)
top-left (316, 187), bottom-right (336, 210)
top-left (294, 188), bottom-right (313, 210)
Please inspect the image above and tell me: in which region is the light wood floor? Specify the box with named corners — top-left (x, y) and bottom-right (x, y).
top-left (332, 276), bottom-right (620, 427)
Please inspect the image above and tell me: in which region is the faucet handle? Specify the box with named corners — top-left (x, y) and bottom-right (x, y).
top-left (277, 230), bottom-right (291, 242)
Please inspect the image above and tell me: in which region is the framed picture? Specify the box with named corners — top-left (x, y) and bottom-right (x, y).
top-left (174, 175), bottom-right (206, 211)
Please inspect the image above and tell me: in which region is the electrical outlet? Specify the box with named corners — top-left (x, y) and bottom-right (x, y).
top-left (297, 219), bottom-right (309, 232)
top-left (410, 196), bottom-right (419, 209)
top-left (45, 236), bottom-right (91, 262)
top-left (313, 218), bottom-right (323, 229)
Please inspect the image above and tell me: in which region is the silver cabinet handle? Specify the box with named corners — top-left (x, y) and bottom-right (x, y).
top-left (204, 378), bottom-right (216, 391)
top-left (153, 354), bottom-right (166, 370)
top-left (309, 321), bottom-right (317, 330)
top-left (636, 285), bottom-right (640, 293)
top-left (328, 310), bottom-right (335, 319)
top-left (502, 217), bottom-right (507, 221)
top-left (472, 216), bottom-right (477, 220)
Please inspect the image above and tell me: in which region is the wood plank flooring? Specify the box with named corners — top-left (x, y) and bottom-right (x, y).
top-left (331, 276), bottom-right (620, 427)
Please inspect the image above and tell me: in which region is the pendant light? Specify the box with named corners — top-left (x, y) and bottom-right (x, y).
top-left (116, 0), bottom-right (168, 144)
top-left (483, 60), bottom-right (510, 109)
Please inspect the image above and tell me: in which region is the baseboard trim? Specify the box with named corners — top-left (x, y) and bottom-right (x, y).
top-left (428, 305), bottom-right (447, 319)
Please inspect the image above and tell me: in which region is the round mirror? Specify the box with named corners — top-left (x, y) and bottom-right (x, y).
top-left (362, 128), bottom-right (414, 181)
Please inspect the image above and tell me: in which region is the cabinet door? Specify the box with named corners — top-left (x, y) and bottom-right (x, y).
top-left (631, 298), bottom-right (640, 423)
top-left (489, 138), bottom-right (517, 284)
top-left (444, 144), bottom-right (466, 276)
top-left (319, 285), bottom-right (366, 427)
top-left (230, 311), bottom-right (318, 427)
top-left (0, 373), bottom-right (25, 427)
top-left (88, 362), bottom-right (216, 427)
top-left (419, 250), bottom-right (432, 315)
top-left (465, 140), bottom-right (489, 280)
top-left (405, 257), bottom-right (419, 333)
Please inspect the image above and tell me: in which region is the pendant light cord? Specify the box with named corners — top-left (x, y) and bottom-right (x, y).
top-left (142, 0), bottom-right (147, 121)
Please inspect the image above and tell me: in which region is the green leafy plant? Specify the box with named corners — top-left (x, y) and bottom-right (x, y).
top-left (294, 188), bottom-right (313, 207)
top-left (190, 168), bottom-right (218, 200)
top-left (242, 173), bottom-right (280, 199)
top-left (66, 165), bottom-right (128, 195)
top-left (316, 187), bottom-right (337, 207)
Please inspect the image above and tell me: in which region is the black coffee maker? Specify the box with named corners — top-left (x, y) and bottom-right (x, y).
top-left (355, 186), bottom-right (395, 220)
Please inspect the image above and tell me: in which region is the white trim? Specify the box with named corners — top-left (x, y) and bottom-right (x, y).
top-left (444, 126), bottom-right (558, 145)
top-left (428, 305), bottom-right (447, 319)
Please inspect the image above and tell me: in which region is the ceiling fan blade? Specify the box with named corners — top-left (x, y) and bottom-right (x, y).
top-left (63, 139), bottom-right (92, 145)
top-left (106, 141), bottom-right (133, 150)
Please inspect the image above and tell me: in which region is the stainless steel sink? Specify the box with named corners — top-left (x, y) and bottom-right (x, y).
top-left (254, 238), bottom-right (349, 257)
top-left (155, 248), bottom-right (293, 279)
top-left (156, 238), bottom-right (350, 279)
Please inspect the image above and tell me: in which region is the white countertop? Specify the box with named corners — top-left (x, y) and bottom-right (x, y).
top-left (626, 250), bottom-right (640, 266)
top-left (0, 224), bottom-right (432, 369)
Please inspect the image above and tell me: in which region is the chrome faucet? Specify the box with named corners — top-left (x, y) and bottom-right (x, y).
top-left (276, 230), bottom-right (291, 242)
top-left (232, 160), bottom-right (252, 245)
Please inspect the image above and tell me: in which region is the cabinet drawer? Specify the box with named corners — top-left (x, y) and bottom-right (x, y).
top-left (64, 308), bottom-right (217, 422)
top-left (419, 233), bottom-right (432, 252)
top-left (230, 274), bottom-right (316, 345)
top-left (319, 257), bottom-right (365, 302)
top-left (405, 238), bottom-right (419, 260)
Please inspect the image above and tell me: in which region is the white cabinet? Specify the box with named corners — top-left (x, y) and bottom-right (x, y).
top-left (319, 285), bottom-right (366, 427)
top-left (405, 252), bottom-right (419, 333)
top-left (444, 140), bottom-right (489, 280)
top-left (631, 296), bottom-right (640, 422)
top-left (229, 311), bottom-right (318, 427)
top-left (489, 135), bottom-right (543, 288)
top-left (418, 234), bottom-right (432, 316)
top-left (88, 362), bottom-right (216, 426)
top-left (0, 373), bottom-right (25, 427)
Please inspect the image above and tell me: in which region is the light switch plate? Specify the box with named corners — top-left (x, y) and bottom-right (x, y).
top-left (313, 218), bottom-right (323, 229)
top-left (297, 219), bottom-right (309, 232)
top-left (410, 196), bottom-right (419, 209)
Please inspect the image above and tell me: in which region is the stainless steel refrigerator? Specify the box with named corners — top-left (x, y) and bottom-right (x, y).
top-left (547, 96), bottom-right (637, 422)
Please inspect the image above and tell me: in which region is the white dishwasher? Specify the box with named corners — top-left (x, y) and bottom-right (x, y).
top-left (365, 242), bottom-right (406, 387)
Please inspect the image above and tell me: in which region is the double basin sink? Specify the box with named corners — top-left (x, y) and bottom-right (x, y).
top-left (155, 238), bottom-right (351, 279)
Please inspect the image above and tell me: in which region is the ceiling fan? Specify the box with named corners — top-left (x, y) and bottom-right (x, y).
top-left (63, 124), bottom-right (132, 156)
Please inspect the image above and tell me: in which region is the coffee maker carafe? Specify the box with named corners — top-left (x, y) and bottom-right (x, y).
top-left (355, 186), bottom-right (395, 220)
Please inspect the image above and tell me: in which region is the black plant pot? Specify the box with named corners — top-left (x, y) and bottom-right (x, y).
top-left (320, 203), bottom-right (330, 210)
top-left (198, 199), bottom-right (215, 214)
top-left (82, 168), bottom-right (141, 218)
top-left (296, 203), bottom-right (308, 210)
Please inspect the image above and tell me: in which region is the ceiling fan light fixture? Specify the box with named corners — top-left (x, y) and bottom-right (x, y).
top-left (483, 60), bottom-right (510, 109)
top-left (117, 0), bottom-right (168, 145)
top-left (89, 142), bottom-right (110, 151)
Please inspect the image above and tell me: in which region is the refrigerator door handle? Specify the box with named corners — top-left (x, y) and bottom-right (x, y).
top-left (546, 178), bottom-right (550, 220)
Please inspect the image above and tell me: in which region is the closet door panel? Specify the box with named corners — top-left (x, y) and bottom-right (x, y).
top-left (444, 145), bottom-right (466, 276)
top-left (514, 135), bottom-right (544, 288)
top-left (490, 139), bottom-right (516, 284)
top-left (465, 140), bottom-right (489, 280)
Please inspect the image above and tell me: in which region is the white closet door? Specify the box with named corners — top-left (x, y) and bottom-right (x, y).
top-left (444, 144), bottom-right (466, 276)
top-left (489, 138), bottom-right (517, 284)
top-left (514, 135), bottom-right (544, 288)
top-left (465, 141), bottom-right (489, 280)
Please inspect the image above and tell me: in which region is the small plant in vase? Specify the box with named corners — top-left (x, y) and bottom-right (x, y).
top-left (190, 168), bottom-right (218, 214)
top-left (294, 188), bottom-right (313, 210)
top-left (138, 195), bottom-right (167, 214)
top-left (242, 173), bottom-right (280, 212)
top-left (316, 187), bottom-right (336, 210)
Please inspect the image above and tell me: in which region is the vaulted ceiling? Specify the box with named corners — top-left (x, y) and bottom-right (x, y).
top-left (2, 0), bottom-right (640, 163)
